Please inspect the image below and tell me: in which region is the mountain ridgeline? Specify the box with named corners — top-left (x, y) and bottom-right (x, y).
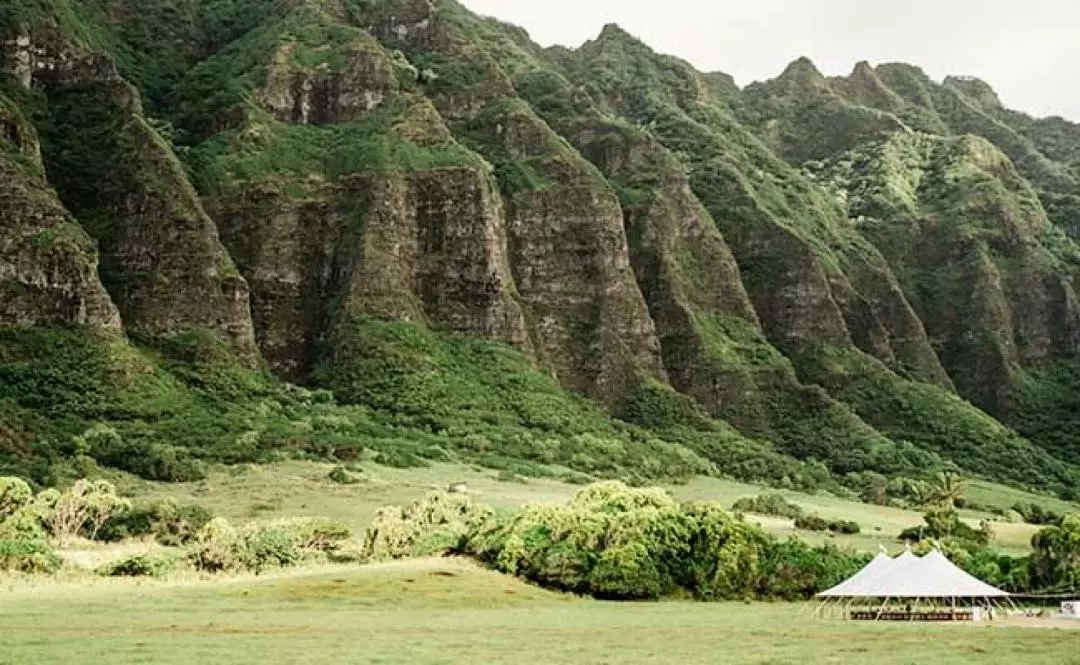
top-left (3, 0), bottom-right (1080, 498)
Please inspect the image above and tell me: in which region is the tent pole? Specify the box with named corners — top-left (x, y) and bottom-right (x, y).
top-left (874, 596), bottom-right (891, 621)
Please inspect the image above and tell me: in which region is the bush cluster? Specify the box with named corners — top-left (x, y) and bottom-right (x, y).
top-left (0, 473), bottom-right (360, 578)
top-left (898, 507), bottom-right (992, 548)
top-left (97, 498), bottom-right (213, 546)
top-left (0, 476), bottom-right (130, 573)
top-left (367, 482), bottom-right (867, 601)
top-left (793, 515), bottom-right (861, 535)
top-left (1011, 502), bottom-right (1064, 526)
top-left (731, 493), bottom-right (804, 520)
top-left (97, 552), bottom-right (178, 578)
top-left (189, 517), bottom-right (353, 573)
top-left (360, 491), bottom-right (493, 561)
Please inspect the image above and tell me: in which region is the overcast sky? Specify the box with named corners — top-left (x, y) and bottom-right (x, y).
top-left (460, 0), bottom-right (1080, 121)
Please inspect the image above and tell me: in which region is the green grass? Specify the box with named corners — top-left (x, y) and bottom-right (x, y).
top-left (113, 461), bottom-right (1076, 557)
top-left (0, 557), bottom-right (1076, 665)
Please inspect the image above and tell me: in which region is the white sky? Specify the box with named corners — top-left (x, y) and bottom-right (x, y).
top-left (460, 0), bottom-right (1080, 121)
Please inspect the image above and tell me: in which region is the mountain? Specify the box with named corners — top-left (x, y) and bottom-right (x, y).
top-left (1, 0), bottom-right (1079, 498)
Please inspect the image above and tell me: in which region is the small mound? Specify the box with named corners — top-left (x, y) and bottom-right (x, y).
top-left (231, 558), bottom-right (571, 609)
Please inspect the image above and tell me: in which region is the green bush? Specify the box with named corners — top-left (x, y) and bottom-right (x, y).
top-left (242, 526), bottom-right (303, 571)
top-left (732, 494), bottom-right (804, 520)
top-left (188, 517), bottom-right (353, 574)
top-left (462, 482), bottom-right (862, 601)
top-left (898, 508), bottom-right (987, 546)
top-left (328, 466), bottom-right (360, 485)
top-left (757, 539), bottom-right (867, 599)
top-left (97, 552), bottom-right (177, 578)
top-left (361, 491), bottom-right (493, 561)
top-left (1029, 514), bottom-right (1080, 591)
top-left (188, 518), bottom-right (244, 573)
top-left (0, 538), bottom-right (62, 574)
top-left (0, 506), bottom-right (48, 541)
top-left (793, 515), bottom-right (828, 532)
top-left (98, 499), bottom-right (213, 546)
top-left (0, 477), bottom-right (32, 520)
top-left (296, 518), bottom-right (353, 553)
top-left (828, 520), bottom-right (861, 535)
top-left (1011, 502), bottom-right (1063, 526)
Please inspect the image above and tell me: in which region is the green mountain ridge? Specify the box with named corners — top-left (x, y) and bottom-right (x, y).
top-left (2, 0), bottom-right (1080, 498)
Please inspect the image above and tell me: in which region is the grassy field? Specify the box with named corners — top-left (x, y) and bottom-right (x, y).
top-left (1, 558), bottom-right (1077, 665)
top-left (112, 461), bottom-right (1076, 556)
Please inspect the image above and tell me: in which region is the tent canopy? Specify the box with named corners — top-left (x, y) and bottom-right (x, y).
top-left (816, 548), bottom-right (1009, 599)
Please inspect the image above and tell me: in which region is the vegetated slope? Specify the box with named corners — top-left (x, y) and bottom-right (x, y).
top-left (740, 58), bottom-right (1080, 469)
top-left (1, 0), bottom-right (1079, 497)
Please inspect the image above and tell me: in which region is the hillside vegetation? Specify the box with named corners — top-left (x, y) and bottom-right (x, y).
top-left (2, 0), bottom-right (1080, 500)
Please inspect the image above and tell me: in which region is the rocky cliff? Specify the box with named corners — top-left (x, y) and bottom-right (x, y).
top-left (2, 0), bottom-right (1080, 496)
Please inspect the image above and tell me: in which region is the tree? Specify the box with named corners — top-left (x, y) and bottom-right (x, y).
top-left (1029, 514), bottom-right (1080, 591)
top-left (46, 480), bottom-right (131, 546)
top-left (930, 472), bottom-right (969, 508)
top-left (905, 480), bottom-right (935, 509)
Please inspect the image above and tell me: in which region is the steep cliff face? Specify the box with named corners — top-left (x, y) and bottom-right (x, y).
top-left (4, 0), bottom-right (1080, 494)
top-left (809, 132), bottom-right (1080, 459)
top-left (1, 7), bottom-right (258, 357)
top-left (740, 54), bottom-right (1080, 464)
top-left (0, 93), bottom-right (120, 330)
top-left (354, 2), bottom-right (667, 406)
top-left (187, 8), bottom-right (531, 379)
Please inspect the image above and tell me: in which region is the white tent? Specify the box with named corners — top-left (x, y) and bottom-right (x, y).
top-left (818, 548), bottom-right (1008, 599)
top-left (816, 551), bottom-right (898, 598)
top-left (814, 548), bottom-right (1012, 620)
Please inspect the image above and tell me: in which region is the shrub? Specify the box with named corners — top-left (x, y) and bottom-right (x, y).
top-left (898, 507), bottom-right (988, 546)
top-left (359, 481), bottom-right (885, 601)
top-left (757, 539), bottom-right (867, 599)
top-left (374, 449), bottom-right (428, 469)
top-left (244, 517), bottom-right (353, 571)
top-left (732, 493), bottom-right (805, 520)
top-left (828, 520), bottom-right (861, 535)
top-left (46, 479), bottom-right (132, 545)
top-left (97, 552), bottom-right (177, 578)
top-left (189, 518), bottom-right (244, 573)
top-left (361, 491), bottom-right (494, 561)
top-left (0, 539), bottom-right (62, 574)
top-left (0, 507), bottom-right (48, 541)
top-left (294, 518), bottom-right (353, 553)
top-left (328, 466), bottom-right (360, 485)
top-left (466, 482), bottom-right (766, 601)
top-left (794, 515), bottom-right (828, 532)
top-left (1029, 514), bottom-right (1080, 591)
top-left (242, 525), bottom-right (303, 572)
top-left (188, 517), bottom-right (353, 574)
top-left (1011, 502), bottom-right (1063, 526)
top-left (495, 470), bottom-right (527, 484)
top-left (0, 477), bottom-right (33, 520)
top-left (98, 499), bottom-right (214, 546)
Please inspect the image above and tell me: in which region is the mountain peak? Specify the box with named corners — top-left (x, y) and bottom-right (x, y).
top-left (944, 75), bottom-right (1002, 110)
top-left (852, 60), bottom-right (874, 77)
top-left (770, 56), bottom-right (829, 95)
top-left (598, 22), bottom-right (634, 41)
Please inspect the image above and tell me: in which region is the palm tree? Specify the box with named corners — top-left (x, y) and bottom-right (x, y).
top-left (930, 471), bottom-right (969, 508)
top-left (905, 480), bottom-right (935, 509)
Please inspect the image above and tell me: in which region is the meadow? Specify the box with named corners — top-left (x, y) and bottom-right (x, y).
top-left (1, 558), bottom-right (1077, 665)
top-left (113, 461), bottom-right (1061, 556)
